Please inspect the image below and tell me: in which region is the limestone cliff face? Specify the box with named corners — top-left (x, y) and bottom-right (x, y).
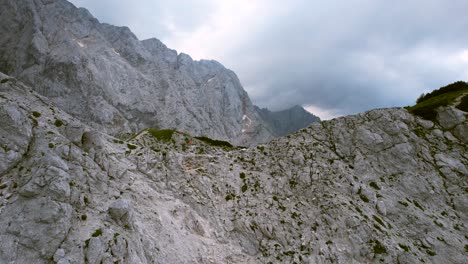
top-left (0, 74), bottom-right (466, 263)
top-left (0, 0), bottom-right (276, 146)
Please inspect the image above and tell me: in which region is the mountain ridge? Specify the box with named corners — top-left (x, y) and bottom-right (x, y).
top-left (0, 73), bottom-right (466, 263)
top-left (0, 1), bottom-right (467, 263)
top-left (0, 0), bottom-right (318, 146)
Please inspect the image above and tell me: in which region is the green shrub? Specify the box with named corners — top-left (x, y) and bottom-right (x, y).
top-left (0, 79), bottom-right (10, 84)
top-left (195, 136), bottom-right (233, 148)
top-left (32, 111), bottom-right (41, 118)
top-left (54, 119), bottom-right (64, 127)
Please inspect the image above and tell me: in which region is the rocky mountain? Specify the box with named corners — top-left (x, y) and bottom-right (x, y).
top-left (1, 1), bottom-right (467, 264)
top-left (0, 0), bottom-right (319, 146)
top-left (256, 105), bottom-right (320, 137)
top-left (0, 73), bottom-right (467, 263)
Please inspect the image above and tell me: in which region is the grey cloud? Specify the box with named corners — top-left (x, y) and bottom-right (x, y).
top-left (226, 0), bottom-right (468, 114)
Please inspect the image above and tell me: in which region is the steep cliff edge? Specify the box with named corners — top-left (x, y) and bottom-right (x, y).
top-left (0, 0), bottom-right (281, 145)
top-left (0, 74), bottom-right (466, 263)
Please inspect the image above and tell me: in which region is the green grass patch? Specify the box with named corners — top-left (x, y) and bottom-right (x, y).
top-left (0, 79), bottom-right (10, 84)
top-left (195, 136), bottom-right (233, 148)
top-left (147, 129), bottom-right (175, 141)
top-left (408, 81), bottom-right (468, 120)
top-left (32, 111), bottom-right (41, 118)
top-left (457, 94), bottom-right (468, 112)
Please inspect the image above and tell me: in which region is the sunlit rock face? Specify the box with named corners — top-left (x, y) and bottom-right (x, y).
top-left (0, 74), bottom-right (466, 263)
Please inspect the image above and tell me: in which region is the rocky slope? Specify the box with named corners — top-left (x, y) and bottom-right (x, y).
top-left (0, 73), bottom-right (466, 263)
top-left (0, 0), bottom-right (320, 146)
top-left (256, 105), bottom-right (320, 137)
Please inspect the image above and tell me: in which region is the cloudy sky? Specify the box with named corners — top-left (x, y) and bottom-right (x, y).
top-left (69, 0), bottom-right (468, 119)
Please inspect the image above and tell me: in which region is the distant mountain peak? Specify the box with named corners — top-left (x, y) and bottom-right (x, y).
top-left (255, 105), bottom-right (320, 137)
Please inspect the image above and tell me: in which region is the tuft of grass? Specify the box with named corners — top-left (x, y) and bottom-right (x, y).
top-left (408, 81), bottom-right (468, 120)
top-left (32, 111), bottom-right (41, 118)
top-left (195, 136), bottom-right (233, 148)
top-left (147, 129), bottom-right (175, 141)
top-left (0, 79), bottom-right (10, 84)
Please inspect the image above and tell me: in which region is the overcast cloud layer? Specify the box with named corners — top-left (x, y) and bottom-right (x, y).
top-left (69, 0), bottom-right (468, 119)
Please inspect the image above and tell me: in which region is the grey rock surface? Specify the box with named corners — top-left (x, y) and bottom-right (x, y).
top-left (0, 74), bottom-right (466, 263)
top-left (256, 105), bottom-right (321, 137)
top-left (0, 0), bottom-right (318, 146)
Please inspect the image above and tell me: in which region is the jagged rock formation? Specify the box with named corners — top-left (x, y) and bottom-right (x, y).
top-left (256, 105), bottom-right (320, 137)
top-left (0, 0), bottom-right (314, 146)
top-left (0, 74), bottom-right (466, 263)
